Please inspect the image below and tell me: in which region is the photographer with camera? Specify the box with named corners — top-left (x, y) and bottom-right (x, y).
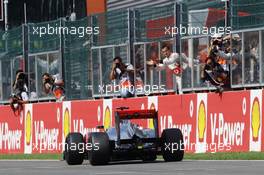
top-left (10, 70), bottom-right (29, 114)
top-left (109, 57), bottom-right (135, 98)
top-left (202, 33), bottom-right (231, 92)
top-left (42, 73), bottom-right (65, 101)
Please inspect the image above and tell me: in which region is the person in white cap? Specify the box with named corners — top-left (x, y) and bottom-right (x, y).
top-left (110, 57), bottom-right (135, 98)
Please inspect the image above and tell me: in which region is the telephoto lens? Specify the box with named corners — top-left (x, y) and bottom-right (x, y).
top-left (212, 40), bottom-right (219, 45)
top-left (18, 73), bottom-right (26, 80)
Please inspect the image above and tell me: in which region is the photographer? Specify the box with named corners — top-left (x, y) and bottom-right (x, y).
top-left (203, 33), bottom-right (231, 92)
top-left (10, 70), bottom-right (29, 114)
top-left (42, 73), bottom-right (65, 101)
top-left (109, 57), bottom-right (135, 98)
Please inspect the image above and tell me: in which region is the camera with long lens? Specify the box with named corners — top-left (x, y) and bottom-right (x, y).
top-left (212, 40), bottom-right (220, 46)
top-left (115, 63), bottom-right (120, 68)
top-left (210, 45), bottom-right (218, 55)
top-left (43, 76), bottom-right (54, 85)
top-left (10, 93), bottom-right (19, 99)
top-left (10, 93), bottom-right (20, 109)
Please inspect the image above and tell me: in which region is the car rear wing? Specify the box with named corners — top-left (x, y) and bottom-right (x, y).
top-left (115, 108), bottom-right (159, 146)
top-left (116, 109), bottom-right (158, 119)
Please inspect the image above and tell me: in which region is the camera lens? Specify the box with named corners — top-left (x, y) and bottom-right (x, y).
top-left (213, 40), bottom-right (218, 45)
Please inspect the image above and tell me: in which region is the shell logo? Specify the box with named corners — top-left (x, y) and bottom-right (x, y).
top-left (63, 108), bottom-right (70, 138)
top-left (251, 97), bottom-right (260, 142)
top-left (198, 101), bottom-right (206, 142)
top-left (25, 111), bottom-right (32, 145)
top-left (104, 106), bottom-right (111, 130)
top-left (148, 103), bottom-right (155, 129)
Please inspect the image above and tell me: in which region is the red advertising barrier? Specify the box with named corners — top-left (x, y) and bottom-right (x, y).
top-left (71, 100), bottom-right (103, 136)
top-left (112, 97), bottom-right (148, 127)
top-left (0, 106), bottom-right (24, 154)
top-left (158, 94), bottom-right (196, 152)
top-left (146, 16), bottom-right (174, 39)
top-left (31, 103), bottom-right (62, 154)
top-left (0, 90), bottom-right (263, 154)
top-left (206, 91), bottom-right (250, 153)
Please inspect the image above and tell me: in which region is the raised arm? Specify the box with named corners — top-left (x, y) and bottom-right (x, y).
top-left (109, 62), bottom-right (117, 80)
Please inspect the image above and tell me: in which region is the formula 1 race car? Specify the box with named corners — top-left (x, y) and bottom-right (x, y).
top-left (64, 107), bottom-right (184, 165)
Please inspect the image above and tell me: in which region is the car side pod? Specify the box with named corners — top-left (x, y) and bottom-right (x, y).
top-left (161, 128), bottom-right (184, 162)
top-left (87, 132), bottom-right (111, 165)
top-left (64, 132), bottom-right (85, 165)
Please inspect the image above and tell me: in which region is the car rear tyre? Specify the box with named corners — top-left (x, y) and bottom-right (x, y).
top-left (65, 132), bottom-right (84, 165)
top-left (161, 128), bottom-right (184, 162)
top-left (88, 132), bottom-right (110, 165)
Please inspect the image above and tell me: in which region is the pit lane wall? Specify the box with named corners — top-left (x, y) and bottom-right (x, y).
top-left (0, 90), bottom-right (263, 154)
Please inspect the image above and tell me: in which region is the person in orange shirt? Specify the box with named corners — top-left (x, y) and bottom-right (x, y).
top-left (42, 73), bottom-right (65, 101)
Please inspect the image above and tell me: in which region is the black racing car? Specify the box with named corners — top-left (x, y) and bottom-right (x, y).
top-left (64, 107), bottom-right (184, 165)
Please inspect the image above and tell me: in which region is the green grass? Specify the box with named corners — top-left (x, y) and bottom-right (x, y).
top-left (183, 152), bottom-right (264, 160)
top-left (1, 152), bottom-right (264, 160)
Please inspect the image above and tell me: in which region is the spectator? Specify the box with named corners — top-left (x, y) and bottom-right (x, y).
top-left (109, 57), bottom-right (135, 98)
top-left (10, 70), bottom-right (29, 114)
top-left (42, 73), bottom-right (65, 101)
top-left (147, 44), bottom-right (189, 94)
top-left (146, 45), bottom-right (159, 87)
top-left (202, 33), bottom-right (231, 92)
top-left (147, 47), bottom-right (159, 65)
top-left (224, 34), bottom-right (242, 84)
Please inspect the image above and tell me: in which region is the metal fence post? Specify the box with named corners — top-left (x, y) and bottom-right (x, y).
top-left (0, 61), bottom-right (2, 101)
top-left (127, 8), bottom-right (133, 64)
top-left (174, 2), bottom-right (181, 54)
top-left (59, 18), bottom-right (65, 88)
top-left (99, 48), bottom-right (103, 97)
top-left (90, 15), bottom-right (95, 98)
top-left (242, 32), bottom-right (245, 87)
top-left (132, 9), bottom-right (137, 96)
top-left (259, 31), bottom-right (262, 85)
top-left (223, 0), bottom-right (230, 29)
top-left (128, 8), bottom-right (136, 95)
top-left (23, 23), bottom-right (30, 94)
top-left (175, 2), bottom-right (182, 92)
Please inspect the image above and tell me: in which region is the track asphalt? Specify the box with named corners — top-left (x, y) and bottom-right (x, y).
top-left (0, 160), bottom-right (263, 175)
